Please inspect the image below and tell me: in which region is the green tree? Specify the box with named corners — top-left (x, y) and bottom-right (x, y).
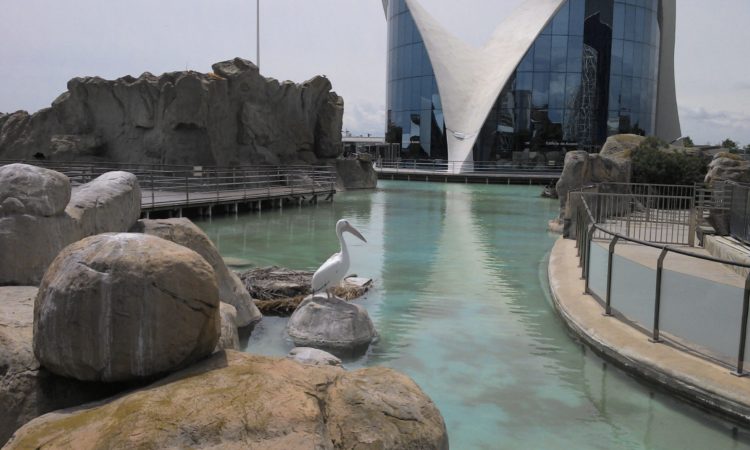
top-left (631, 136), bottom-right (709, 186)
top-left (682, 136), bottom-right (694, 147)
top-left (722, 138), bottom-right (738, 150)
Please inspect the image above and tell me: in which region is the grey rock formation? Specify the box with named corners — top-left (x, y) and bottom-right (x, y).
top-left (0, 165), bottom-right (142, 285)
top-left (6, 351), bottom-right (449, 450)
top-left (288, 347), bottom-right (343, 367)
top-left (66, 171), bottom-right (141, 236)
top-left (0, 58), bottom-right (344, 166)
top-left (287, 295), bottom-right (378, 357)
top-left (705, 153), bottom-right (750, 185)
top-left (33, 233), bottom-right (220, 382)
top-left (131, 218), bottom-right (262, 327)
top-left (215, 302), bottom-right (240, 352)
top-left (335, 158), bottom-right (378, 190)
top-left (0, 287), bottom-right (122, 446)
top-left (0, 164), bottom-right (71, 217)
top-left (556, 148), bottom-right (631, 217)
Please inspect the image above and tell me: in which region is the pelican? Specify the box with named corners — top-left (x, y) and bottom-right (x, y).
top-left (312, 219), bottom-right (367, 298)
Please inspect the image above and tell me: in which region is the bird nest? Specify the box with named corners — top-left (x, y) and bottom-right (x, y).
top-left (237, 266), bottom-right (371, 316)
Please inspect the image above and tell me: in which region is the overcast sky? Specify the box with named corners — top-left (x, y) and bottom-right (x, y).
top-left (1, 0), bottom-right (748, 146)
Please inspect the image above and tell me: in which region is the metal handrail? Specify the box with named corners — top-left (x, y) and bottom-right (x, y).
top-left (574, 193), bottom-right (750, 376)
top-left (0, 160), bottom-right (338, 212)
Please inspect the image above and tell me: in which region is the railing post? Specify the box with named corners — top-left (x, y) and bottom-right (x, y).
top-left (604, 236), bottom-right (619, 316)
top-left (650, 247), bottom-right (669, 342)
top-left (732, 273), bottom-right (750, 377)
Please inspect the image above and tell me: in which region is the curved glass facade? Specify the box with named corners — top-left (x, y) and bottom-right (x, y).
top-left (385, 0), bottom-right (446, 159)
top-left (386, 0), bottom-right (663, 162)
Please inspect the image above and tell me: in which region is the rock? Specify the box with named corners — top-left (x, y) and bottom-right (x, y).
top-left (0, 163), bottom-right (71, 217)
top-left (599, 133), bottom-right (645, 159)
top-left (66, 171), bottom-right (141, 236)
top-left (215, 302), bottom-right (240, 352)
top-left (0, 287), bottom-right (122, 446)
top-left (0, 58), bottom-right (344, 166)
top-left (705, 152), bottom-right (750, 185)
top-left (335, 158), bottom-right (378, 190)
top-left (0, 165), bottom-right (143, 285)
top-left (0, 214), bottom-right (79, 285)
top-left (287, 295), bottom-right (378, 357)
top-left (6, 351), bottom-right (449, 450)
top-left (555, 149), bottom-right (630, 218)
top-left (131, 218), bottom-right (262, 328)
top-left (288, 347), bottom-right (343, 367)
top-left (33, 233), bottom-right (220, 382)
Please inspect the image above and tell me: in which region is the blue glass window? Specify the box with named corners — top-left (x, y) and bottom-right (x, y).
top-left (533, 35), bottom-right (552, 71)
top-left (551, 36), bottom-right (568, 72)
top-left (552, 1), bottom-right (569, 35)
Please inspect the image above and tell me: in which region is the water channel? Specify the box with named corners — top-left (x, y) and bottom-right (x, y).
top-left (196, 180), bottom-right (750, 449)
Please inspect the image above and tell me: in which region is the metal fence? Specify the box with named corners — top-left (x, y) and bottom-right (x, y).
top-left (0, 160), bottom-right (337, 212)
top-left (574, 193), bottom-right (750, 376)
top-left (569, 182), bottom-right (697, 246)
top-left (375, 159), bottom-right (564, 175)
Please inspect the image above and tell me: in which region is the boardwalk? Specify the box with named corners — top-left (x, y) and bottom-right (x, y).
top-left (2, 160), bottom-right (337, 216)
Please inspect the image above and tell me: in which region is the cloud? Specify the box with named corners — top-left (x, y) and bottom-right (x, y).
top-left (342, 100), bottom-right (385, 137)
top-left (735, 81), bottom-right (750, 91)
top-left (678, 105), bottom-right (750, 145)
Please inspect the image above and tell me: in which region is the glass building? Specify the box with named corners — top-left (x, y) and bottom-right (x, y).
top-left (384, 0), bottom-right (680, 164)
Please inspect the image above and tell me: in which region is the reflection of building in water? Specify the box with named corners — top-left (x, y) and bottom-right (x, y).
top-left (382, 0), bottom-right (681, 165)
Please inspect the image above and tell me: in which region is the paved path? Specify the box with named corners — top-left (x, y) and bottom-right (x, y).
top-left (549, 238), bottom-right (750, 424)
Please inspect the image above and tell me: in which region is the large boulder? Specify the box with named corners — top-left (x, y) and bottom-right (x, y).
top-left (705, 152), bottom-right (750, 185)
top-left (33, 233), bottom-right (220, 382)
top-left (555, 149), bottom-right (631, 217)
top-left (5, 351), bottom-right (449, 450)
top-left (335, 158), bottom-right (378, 190)
top-left (0, 287), bottom-right (122, 446)
top-left (0, 165), bottom-right (142, 285)
top-left (0, 164), bottom-right (71, 217)
top-left (0, 58), bottom-right (344, 166)
top-left (66, 171), bottom-right (141, 236)
top-left (287, 295), bottom-right (378, 357)
top-left (131, 218), bottom-right (262, 327)
top-left (0, 214), bottom-right (78, 285)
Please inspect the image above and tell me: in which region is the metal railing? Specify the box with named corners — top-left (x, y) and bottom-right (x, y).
top-left (573, 191), bottom-right (750, 376)
top-left (571, 182), bottom-right (697, 246)
top-left (0, 160), bottom-right (337, 211)
top-left (375, 159), bottom-right (564, 175)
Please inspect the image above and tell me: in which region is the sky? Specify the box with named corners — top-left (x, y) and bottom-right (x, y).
top-left (0, 0), bottom-right (748, 147)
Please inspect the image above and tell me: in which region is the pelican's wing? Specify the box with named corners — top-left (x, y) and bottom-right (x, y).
top-left (311, 252), bottom-right (341, 293)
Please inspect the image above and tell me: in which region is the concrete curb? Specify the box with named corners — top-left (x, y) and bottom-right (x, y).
top-left (548, 237), bottom-right (750, 426)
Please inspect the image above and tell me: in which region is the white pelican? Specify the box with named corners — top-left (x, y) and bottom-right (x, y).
top-left (312, 219), bottom-right (367, 298)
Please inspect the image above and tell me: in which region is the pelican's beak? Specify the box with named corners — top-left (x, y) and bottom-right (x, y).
top-left (346, 224), bottom-right (367, 243)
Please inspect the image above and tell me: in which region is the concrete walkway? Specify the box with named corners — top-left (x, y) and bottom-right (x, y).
top-left (548, 237), bottom-right (750, 424)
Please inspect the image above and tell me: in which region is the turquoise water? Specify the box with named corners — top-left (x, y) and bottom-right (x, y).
top-left (197, 181), bottom-right (750, 449)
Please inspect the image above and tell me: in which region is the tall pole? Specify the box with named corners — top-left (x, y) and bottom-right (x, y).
top-left (256, 0), bottom-right (260, 70)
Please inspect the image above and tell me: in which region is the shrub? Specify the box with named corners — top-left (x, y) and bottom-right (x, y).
top-left (630, 136), bottom-right (708, 185)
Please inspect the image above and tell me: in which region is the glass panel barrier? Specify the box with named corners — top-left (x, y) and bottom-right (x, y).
top-left (661, 269), bottom-right (744, 366)
top-left (588, 242), bottom-right (609, 301)
top-left (610, 253), bottom-right (656, 331)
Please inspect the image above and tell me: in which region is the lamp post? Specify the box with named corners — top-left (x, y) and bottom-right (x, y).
top-left (256, 0), bottom-right (260, 70)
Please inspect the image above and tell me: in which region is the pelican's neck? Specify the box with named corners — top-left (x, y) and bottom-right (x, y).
top-left (336, 226), bottom-right (349, 260)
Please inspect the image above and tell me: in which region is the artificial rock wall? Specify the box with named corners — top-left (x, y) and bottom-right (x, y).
top-left (0, 58), bottom-right (344, 166)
